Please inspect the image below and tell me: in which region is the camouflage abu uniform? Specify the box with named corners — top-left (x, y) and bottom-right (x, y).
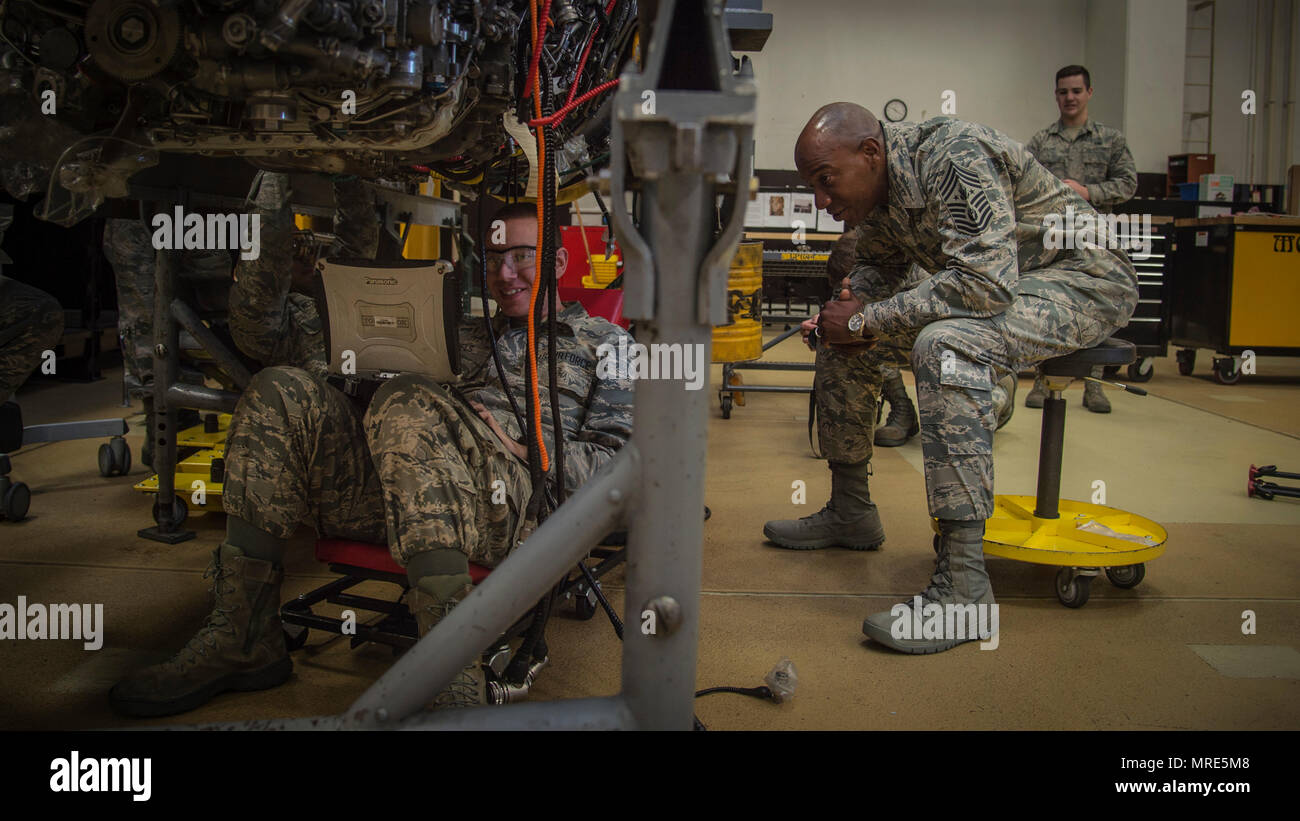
top-left (1026, 119), bottom-right (1137, 214)
top-left (0, 205), bottom-right (63, 400)
top-left (1025, 118), bottom-right (1137, 402)
top-left (818, 242), bottom-right (1012, 463)
top-left (223, 189), bottom-right (634, 567)
top-left (225, 307), bottom-right (634, 568)
top-left (814, 234), bottom-right (923, 464)
top-left (228, 177), bottom-right (379, 380)
top-left (0, 276), bottom-right (63, 400)
top-left (847, 117), bottom-right (1137, 520)
top-left (102, 219), bottom-right (233, 398)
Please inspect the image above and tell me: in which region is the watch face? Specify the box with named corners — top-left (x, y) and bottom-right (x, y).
top-left (884, 98), bottom-right (907, 122)
top-left (848, 313), bottom-right (864, 333)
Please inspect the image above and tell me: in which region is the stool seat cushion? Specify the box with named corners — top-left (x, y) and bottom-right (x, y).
top-left (1040, 337), bottom-right (1135, 377)
top-left (315, 538), bottom-right (491, 583)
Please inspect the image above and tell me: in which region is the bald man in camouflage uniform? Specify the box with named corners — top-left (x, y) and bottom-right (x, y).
top-left (110, 189), bottom-right (634, 716)
top-left (1023, 64), bottom-right (1138, 413)
top-left (772, 104), bottom-right (1136, 654)
top-left (776, 236), bottom-right (1016, 552)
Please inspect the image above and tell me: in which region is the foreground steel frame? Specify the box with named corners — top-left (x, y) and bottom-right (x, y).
top-left (193, 0), bottom-right (755, 731)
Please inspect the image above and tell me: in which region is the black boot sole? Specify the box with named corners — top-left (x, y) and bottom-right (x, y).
top-left (763, 526), bottom-right (884, 551)
top-left (109, 656), bottom-right (293, 718)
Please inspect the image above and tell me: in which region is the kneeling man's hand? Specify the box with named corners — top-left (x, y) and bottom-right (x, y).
top-left (471, 401), bottom-right (530, 461)
top-left (818, 277), bottom-right (877, 351)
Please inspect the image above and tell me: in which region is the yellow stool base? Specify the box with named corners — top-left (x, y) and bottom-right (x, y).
top-left (965, 494), bottom-right (1167, 567)
top-left (175, 413), bottom-right (232, 448)
top-left (134, 415), bottom-right (232, 514)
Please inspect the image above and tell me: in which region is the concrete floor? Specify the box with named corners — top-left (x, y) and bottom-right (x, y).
top-left (2, 334), bottom-right (1298, 730)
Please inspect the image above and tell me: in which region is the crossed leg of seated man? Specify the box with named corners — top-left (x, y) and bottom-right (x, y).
top-left (767, 287), bottom-right (1114, 654)
top-left (110, 367), bottom-right (530, 717)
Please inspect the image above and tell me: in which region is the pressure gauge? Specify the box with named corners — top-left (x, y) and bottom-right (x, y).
top-left (884, 98), bottom-right (907, 122)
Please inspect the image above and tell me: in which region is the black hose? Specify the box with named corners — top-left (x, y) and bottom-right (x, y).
top-left (544, 109), bottom-right (565, 506)
top-left (476, 176), bottom-right (526, 436)
top-left (695, 685), bottom-right (773, 700)
top-left (589, 188), bottom-right (616, 259)
top-left (512, 61), bottom-right (560, 675)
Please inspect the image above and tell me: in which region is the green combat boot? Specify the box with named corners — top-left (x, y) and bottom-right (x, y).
top-left (1083, 379), bottom-right (1111, 413)
top-left (873, 372), bottom-right (919, 447)
top-left (109, 544), bottom-right (291, 717)
top-left (1024, 371), bottom-right (1048, 409)
top-left (763, 460), bottom-right (885, 550)
top-left (403, 573), bottom-right (488, 708)
top-left (861, 521), bottom-right (996, 654)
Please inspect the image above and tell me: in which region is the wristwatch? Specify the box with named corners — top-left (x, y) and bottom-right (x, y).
top-left (847, 311), bottom-right (866, 334)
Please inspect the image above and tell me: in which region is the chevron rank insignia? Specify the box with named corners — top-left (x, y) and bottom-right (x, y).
top-left (936, 162), bottom-right (994, 236)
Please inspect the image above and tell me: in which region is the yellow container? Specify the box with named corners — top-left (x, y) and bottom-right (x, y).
top-left (588, 253), bottom-right (620, 285)
top-left (712, 241), bottom-right (763, 363)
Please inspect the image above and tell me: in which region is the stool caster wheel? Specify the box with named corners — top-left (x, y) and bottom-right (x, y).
top-left (2, 479), bottom-right (30, 522)
top-left (153, 496), bottom-right (188, 527)
top-left (1176, 349), bottom-right (1196, 376)
top-left (1126, 358), bottom-right (1154, 383)
top-left (575, 584), bottom-right (599, 621)
top-left (1213, 357), bottom-right (1241, 385)
top-left (720, 394), bottom-right (733, 419)
top-left (98, 437), bottom-right (131, 477)
top-left (283, 624), bottom-right (309, 652)
top-left (1055, 567), bottom-right (1092, 608)
top-left (1105, 563), bottom-right (1146, 589)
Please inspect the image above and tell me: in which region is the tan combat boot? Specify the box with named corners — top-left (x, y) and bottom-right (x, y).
top-left (1024, 370), bottom-right (1048, 408)
top-left (1083, 379), bottom-right (1112, 413)
top-left (862, 521), bottom-right (996, 654)
top-left (873, 372), bottom-right (919, 447)
top-left (109, 544), bottom-right (291, 717)
top-left (403, 573), bottom-right (488, 708)
top-left (763, 459), bottom-right (885, 550)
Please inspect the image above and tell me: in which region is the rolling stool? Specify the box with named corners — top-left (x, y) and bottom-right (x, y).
top-left (280, 537), bottom-right (627, 704)
top-left (1, 400), bottom-right (130, 522)
top-left (978, 338), bottom-right (1168, 607)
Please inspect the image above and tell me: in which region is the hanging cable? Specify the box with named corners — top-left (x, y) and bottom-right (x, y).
top-left (528, 79), bottom-right (620, 129)
top-left (476, 175), bottom-right (526, 436)
top-left (524, 0), bottom-right (551, 480)
top-left (565, 0), bottom-right (620, 107)
top-left (544, 88), bottom-right (565, 506)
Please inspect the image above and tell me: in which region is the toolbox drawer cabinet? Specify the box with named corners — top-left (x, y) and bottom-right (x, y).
top-left (1169, 215), bottom-right (1300, 383)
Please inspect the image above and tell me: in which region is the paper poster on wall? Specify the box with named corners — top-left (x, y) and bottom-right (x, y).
top-left (763, 192), bottom-right (791, 228)
top-left (744, 194), bottom-right (766, 228)
top-left (816, 209), bottom-right (844, 233)
top-left (790, 193), bottom-right (815, 233)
